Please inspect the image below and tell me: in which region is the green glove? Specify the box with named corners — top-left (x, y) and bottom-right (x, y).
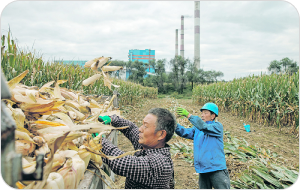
top-left (98, 115), bottom-right (111, 125)
top-left (93, 115), bottom-right (112, 137)
top-left (176, 107), bottom-right (189, 117)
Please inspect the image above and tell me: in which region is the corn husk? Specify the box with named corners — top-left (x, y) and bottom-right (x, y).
top-left (53, 80), bottom-right (67, 100)
top-left (7, 70), bottom-right (29, 90)
top-left (25, 89), bottom-right (39, 103)
top-left (57, 158), bottom-right (76, 189)
top-left (78, 96), bottom-right (90, 107)
top-left (53, 150), bottom-right (79, 164)
top-left (43, 172), bottom-right (64, 189)
top-left (10, 108), bottom-right (26, 128)
top-left (67, 111), bottom-right (77, 120)
top-left (33, 136), bottom-right (45, 146)
top-left (102, 70), bottom-right (120, 90)
top-left (84, 56), bottom-right (103, 68)
top-left (23, 161), bottom-right (36, 174)
top-left (60, 88), bottom-right (77, 101)
top-left (101, 66), bottom-right (123, 72)
top-left (82, 73), bottom-right (102, 86)
top-left (64, 105), bottom-right (85, 121)
top-left (52, 112), bottom-right (75, 128)
top-left (78, 145), bottom-right (92, 168)
top-left (15, 130), bottom-right (36, 144)
top-left (71, 156), bottom-right (86, 188)
top-left (89, 99), bottom-right (102, 109)
top-left (16, 181), bottom-right (26, 189)
top-left (60, 141), bottom-right (78, 151)
top-left (37, 126), bottom-right (71, 143)
top-left (15, 140), bottom-right (36, 156)
top-left (39, 81), bottom-right (55, 92)
top-left (35, 143), bottom-right (50, 156)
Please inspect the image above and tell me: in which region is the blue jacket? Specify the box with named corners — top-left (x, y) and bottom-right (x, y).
top-left (175, 115), bottom-right (227, 173)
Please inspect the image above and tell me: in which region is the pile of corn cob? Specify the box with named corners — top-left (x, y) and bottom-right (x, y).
top-left (3, 57), bottom-right (137, 189)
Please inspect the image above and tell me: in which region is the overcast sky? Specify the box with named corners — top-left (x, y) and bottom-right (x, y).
top-left (0, 0), bottom-right (299, 81)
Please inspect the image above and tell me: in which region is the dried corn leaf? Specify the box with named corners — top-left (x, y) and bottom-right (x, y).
top-left (64, 132), bottom-right (87, 143)
top-left (89, 99), bottom-right (102, 109)
top-left (13, 93), bottom-right (52, 104)
top-left (102, 70), bottom-right (120, 90)
top-left (11, 108), bottom-right (26, 128)
top-left (7, 70), bottom-right (29, 90)
top-left (20, 101), bottom-right (55, 113)
top-left (52, 112), bottom-right (75, 128)
top-left (34, 120), bottom-right (66, 127)
top-left (64, 105), bottom-right (85, 121)
top-left (15, 130), bottom-right (36, 144)
top-left (25, 89), bottom-right (38, 103)
top-left (54, 82), bottom-right (63, 100)
top-left (60, 88), bottom-right (77, 100)
top-left (39, 81), bottom-right (55, 92)
top-left (64, 100), bottom-right (81, 111)
top-left (16, 126), bottom-right (34, 138)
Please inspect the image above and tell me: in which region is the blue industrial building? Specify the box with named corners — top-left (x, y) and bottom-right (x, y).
top-left (126, 49), bottom-right (155, 80)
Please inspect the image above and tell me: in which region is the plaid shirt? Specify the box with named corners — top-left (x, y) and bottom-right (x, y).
top-left (101, 114), bottom-right (174, 189)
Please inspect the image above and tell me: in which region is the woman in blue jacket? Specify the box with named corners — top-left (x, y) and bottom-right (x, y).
top-left (176, 102), bottom-right (230, 189)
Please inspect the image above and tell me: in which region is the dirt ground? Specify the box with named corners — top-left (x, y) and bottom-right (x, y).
top-left (113, 98), bottom-right (299, 189)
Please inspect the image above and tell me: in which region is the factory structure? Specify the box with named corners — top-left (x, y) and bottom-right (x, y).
top-left (175, 1), bottom-right (200, 69)
top-left (119, 49), bottom-right (156, 81)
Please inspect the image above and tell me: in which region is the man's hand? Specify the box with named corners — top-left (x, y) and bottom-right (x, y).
top-left (176, 107), bottom-right (190, 117)
top-left (93, 115), bottom-right (112, 137)
top-left (98, 115), bottom-right (112, 124)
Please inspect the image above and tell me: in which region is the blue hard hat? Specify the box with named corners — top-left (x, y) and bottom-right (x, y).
top-left (200, 102), bottom-right (219, 117)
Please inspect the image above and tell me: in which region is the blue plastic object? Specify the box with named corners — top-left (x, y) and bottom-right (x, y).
top-left (200, 102), bottom-right (219, 116)
top-left (243, 123), bottom-right (251, 132)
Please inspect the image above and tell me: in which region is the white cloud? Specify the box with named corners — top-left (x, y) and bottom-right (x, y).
top-left (0, 0), bottom-right (299, 81)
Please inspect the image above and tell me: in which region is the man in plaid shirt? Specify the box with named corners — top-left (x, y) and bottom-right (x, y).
top-left (100, 108), bottom-right (177, 189)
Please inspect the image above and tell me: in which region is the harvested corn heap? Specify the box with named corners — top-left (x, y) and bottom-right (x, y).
top-left (3, 57), bottom-right (137, 189)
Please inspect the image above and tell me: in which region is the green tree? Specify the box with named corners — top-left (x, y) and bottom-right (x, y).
top-left (169, 56), bottom-right (180, 92)
top-left (186, 60), bottom-right (199, 89)
top-left (154, 59), bottom-right (167, 93)
top-left (177, 56), bottom-right (189, 94)
top-left (268, 60), bottom-right (281, 74)
top-left (128, 60), bottom-right (147, 84)
top-left (268, 58), bottom-right (298, 75)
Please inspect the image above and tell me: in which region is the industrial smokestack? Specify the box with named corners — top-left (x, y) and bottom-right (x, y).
top-left (180, 15), bottom-right (184, 58)
top-left (194, 1), bottom-right (200, 69)
top-left (175, 29), bottom-right (178, 56)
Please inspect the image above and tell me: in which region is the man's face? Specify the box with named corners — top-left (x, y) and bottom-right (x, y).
top-left (201, 110), bottom-right (215, 122)
top-left (138, 114), bottom-right (162, 149)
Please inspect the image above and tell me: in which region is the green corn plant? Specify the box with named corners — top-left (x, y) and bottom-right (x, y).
top-left (193, 73), bottom-right (299, 133)
top-left (1, 32), bottom-right (158, 107)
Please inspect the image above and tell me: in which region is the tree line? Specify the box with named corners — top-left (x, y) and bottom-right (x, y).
top-left (108, 56), bottom-right (298, 94)
top-left (108, 56), bottom-right (224, 94)
top-left (267, 57), bottom-right (299, 75)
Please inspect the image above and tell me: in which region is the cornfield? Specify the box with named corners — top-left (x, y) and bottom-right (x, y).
top-left (1, 32), bottom-right (157, 107)
top-left (193, 73), bottom-right (299, 133)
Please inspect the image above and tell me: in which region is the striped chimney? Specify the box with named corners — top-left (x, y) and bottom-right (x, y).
top-left (194, 1), bottom-right (200, 69)
top-left (180, 15), bottom-right (184, 58)
top-left (175, 29), bottom-right (178, 56)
